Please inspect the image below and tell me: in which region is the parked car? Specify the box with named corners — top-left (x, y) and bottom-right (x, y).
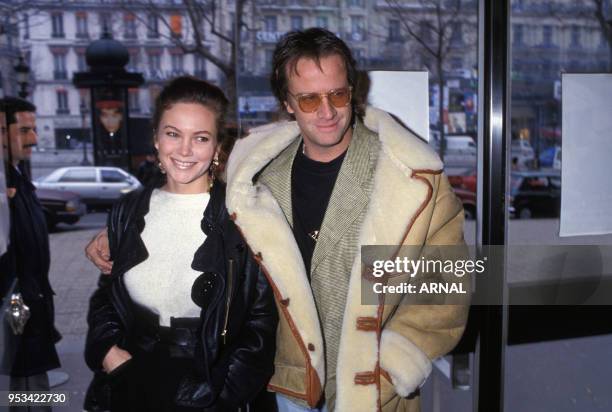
top-left (34, 166), bottom-right (142, 209)
top-left (510, 171), bottom-right (561, 219)
top-left (36, 188), bottom-right (86, 229)
top-left (510, 139), bottom-right (536, 169)
top-left (448, 167), bottom-right (477, 193)
top-left (430, 131), bottom-right (477, 166)
top-left (538, 146), bottom-right (561, 170)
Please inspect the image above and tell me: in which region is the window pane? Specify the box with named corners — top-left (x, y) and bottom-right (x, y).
top-left (290, 16), bottom-right (303, 31)
top-left (51, 12), bottom-right (64, 37)
top-left (101, 170), bottom-right (127, 183)
top-left (507, 0), bottom-right (612, 409)
top-left (264, 15), bottom-right (277, 32)
top-left (147, 14), bottom-right (159, 38)
top-left (59, 169), bottom-right (96, 182)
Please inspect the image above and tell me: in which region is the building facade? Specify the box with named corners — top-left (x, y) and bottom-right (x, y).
top-left (18, 0), bottom-right (226, 150)
top-left (10, 0), bottom-right (611, 150)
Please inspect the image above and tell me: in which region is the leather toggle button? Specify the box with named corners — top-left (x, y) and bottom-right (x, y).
top-left (308, 343), bottom-right (315, 351)
top-left (280, 298), bottom-right (290, 306)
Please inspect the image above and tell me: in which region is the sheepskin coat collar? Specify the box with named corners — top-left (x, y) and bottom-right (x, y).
top-left (226, 107), bottom-right (443, 411)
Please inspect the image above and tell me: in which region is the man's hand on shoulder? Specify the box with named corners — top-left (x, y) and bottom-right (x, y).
top-left (85, 229), bottom-right (113, 274)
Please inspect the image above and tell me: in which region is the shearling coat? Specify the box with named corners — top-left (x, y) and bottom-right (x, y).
top-left (226, 107), bottom-right (470, 412)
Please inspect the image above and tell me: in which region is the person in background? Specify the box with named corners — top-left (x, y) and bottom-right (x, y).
top-left (0, 97), bottom-right (61, 412)
top-left (136, 152), bottom-right (158, 186)
top-left (84, 77), bottom-right (277, 411)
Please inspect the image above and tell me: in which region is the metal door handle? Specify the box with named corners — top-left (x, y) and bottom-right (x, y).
top-left (6, 293), bottom-right (30, 335)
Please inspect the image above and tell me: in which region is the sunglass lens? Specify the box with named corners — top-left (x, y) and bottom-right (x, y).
top-left (298, 94), bottom-right (321, 113)
top-left (329, 89), bottom-right (350, 108)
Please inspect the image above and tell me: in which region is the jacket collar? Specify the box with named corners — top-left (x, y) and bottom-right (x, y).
top-left (254, 121), bottom-right (379, 274)
top-left (8, 165), bottom-right (35, 192)
top-left (111, 178), bottom-right (225, 279)
top-left (124, 176), bottom-right (225, 236)
top-left (226, 106), bottom-right (441, 192)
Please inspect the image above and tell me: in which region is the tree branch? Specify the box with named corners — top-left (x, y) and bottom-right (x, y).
top-left (385, 0), bottom-right (438, 58)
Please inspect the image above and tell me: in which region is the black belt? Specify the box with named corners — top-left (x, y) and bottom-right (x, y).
top-left (131, 304), bottom-right (201, 358)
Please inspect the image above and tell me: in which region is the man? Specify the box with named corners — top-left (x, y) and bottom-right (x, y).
top-left (0, 97), bottom-right (61, 403)
top-left (87, 29), bottom-right (468, 412)
top-left (225, 29), bottom-right (468, 412)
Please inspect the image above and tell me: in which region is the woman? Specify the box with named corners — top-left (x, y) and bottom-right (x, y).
top-left (85, 76), bottom-right (277, 412)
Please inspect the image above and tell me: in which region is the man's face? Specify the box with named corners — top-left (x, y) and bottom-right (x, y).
top-left (8, 111), bottom-right (37, 164)
top-left (284, 54), bottom-right (353, 162)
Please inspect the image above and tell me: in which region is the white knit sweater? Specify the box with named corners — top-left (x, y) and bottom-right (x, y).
top-left (124, 189), bottom-right (210, 326)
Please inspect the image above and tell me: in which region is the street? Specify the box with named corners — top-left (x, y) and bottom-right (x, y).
top-left (46, 215), bottom-right (612, 411)
top-left (48, 213), bottom-right (106, 411)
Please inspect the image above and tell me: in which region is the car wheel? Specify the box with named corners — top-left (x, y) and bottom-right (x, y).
top-left (518, 207), bottom-right (532, 219)
top-left (463, 206), bottom-right (476, 220)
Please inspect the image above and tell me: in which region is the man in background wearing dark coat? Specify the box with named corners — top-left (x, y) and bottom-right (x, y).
top-left (0, 97), bottom-right (61, 405)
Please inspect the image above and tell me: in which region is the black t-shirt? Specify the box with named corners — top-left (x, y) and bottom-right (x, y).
top-left (291, 143), bottom-right (347, 278)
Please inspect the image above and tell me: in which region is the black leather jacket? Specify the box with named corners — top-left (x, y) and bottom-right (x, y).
top-left (85, 181), bottom-right (278, 410)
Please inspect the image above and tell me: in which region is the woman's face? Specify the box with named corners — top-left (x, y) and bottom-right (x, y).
top-left (100, 107), bottom-right (122, 134)
top-left (155, 102), bottom-right (218, 194)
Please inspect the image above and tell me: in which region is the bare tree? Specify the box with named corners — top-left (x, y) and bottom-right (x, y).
top-left (592, 0), bottom-right (612, 71)
top-left (122, 0), bottom-right (249, 122)
top-left (384, 0), bottom-right (476, 160)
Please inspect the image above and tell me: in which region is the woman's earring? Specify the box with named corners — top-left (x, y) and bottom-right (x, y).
top-left (209, 157), bottom-right (219, 189)
top-left (158, 161), bottom-right (166, 174)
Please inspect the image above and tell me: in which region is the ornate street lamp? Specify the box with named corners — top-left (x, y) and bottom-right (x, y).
top-left (73, 29), bottom-right (143, 169)
top-left (13, 55), bottom-right (30, 99)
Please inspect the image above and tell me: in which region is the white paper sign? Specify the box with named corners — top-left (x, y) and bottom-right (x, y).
top-left (560, 73), bottom-right (612, 237)
top-left (368, 71), bottom-right (429, 141)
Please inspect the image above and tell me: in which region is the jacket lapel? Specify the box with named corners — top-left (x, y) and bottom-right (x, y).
top-left (226, 122), bottom-right (327, 386)
top-left (310, 122), bottom-right (378, 273)
top-left (258, 138), bottom-right (301, 227)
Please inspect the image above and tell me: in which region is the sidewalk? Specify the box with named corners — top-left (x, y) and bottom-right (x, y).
top-left (49, 227), bottom-right (103, 411)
